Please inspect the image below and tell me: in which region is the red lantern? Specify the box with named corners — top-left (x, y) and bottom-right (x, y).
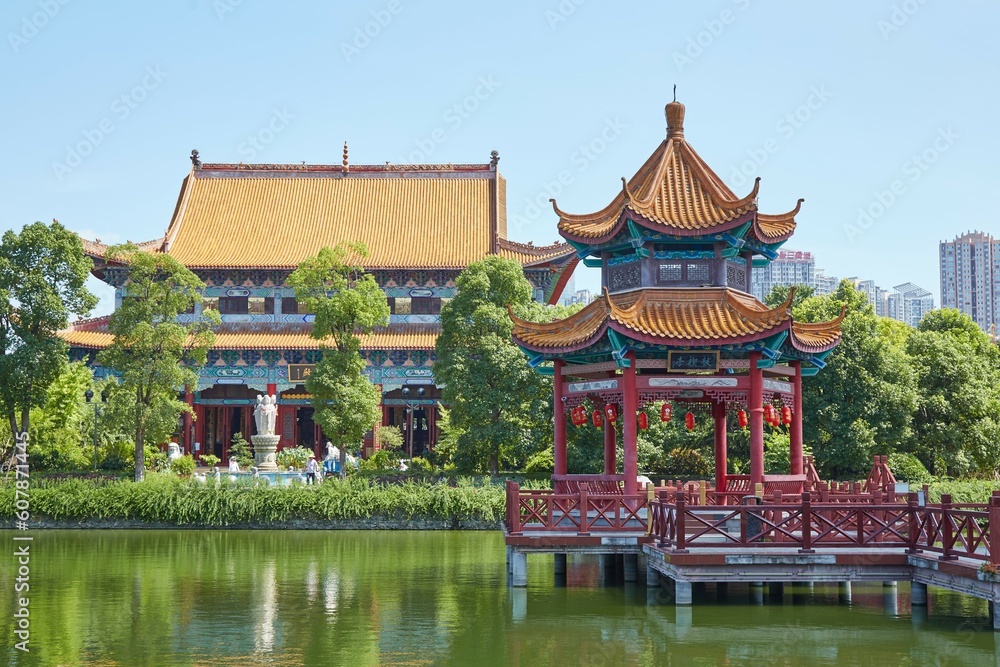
top-left (764, 404), bottom-right (776, 424)
top-left (737, 409), bottom-right (748, 428)
top-left (638, 412), bottom-right (649, 430)
top-left (570, 406), bottom-right (581, 426)
top-left (592, 410), bottom-right (603, 428)
top-left (604, 403), bottom-right (618, 422)
top-left (660, 403), bottom-right (673, 422)
top-left (781, 405), bottom-right (792, 426)
top-left (685, 411), bottom-right (695, 431)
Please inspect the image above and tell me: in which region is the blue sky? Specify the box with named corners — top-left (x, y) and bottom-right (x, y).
top-left (2, 1), bottom-right (997, 315)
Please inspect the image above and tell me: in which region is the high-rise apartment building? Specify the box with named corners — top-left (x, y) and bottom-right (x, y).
top-left (940, 231), bottom-right (1000, 331)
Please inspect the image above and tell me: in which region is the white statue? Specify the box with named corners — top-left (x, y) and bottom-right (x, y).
top-left (254, 394), bottom-right (279, 436)
top-left (167, 442), bottom-right (182, 460)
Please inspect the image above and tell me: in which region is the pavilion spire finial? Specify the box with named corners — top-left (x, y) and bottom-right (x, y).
top-left (665, 93), bottom-right (685, 138)
top-left (342, 141), bottom-right (349, 172)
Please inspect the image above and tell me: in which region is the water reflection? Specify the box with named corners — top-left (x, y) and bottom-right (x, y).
top-left (0, 531), bottom-right (997, 666)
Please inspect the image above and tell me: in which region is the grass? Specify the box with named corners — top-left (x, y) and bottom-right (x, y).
top-left (0, 474), bottom-right (506, 526)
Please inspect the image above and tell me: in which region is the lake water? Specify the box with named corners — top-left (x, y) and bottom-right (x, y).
top-left (1, 530), bottom-right (998, 665)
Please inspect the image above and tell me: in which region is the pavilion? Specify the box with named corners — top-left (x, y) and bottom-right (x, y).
top-left (510, 99), bottom-right (845, 497)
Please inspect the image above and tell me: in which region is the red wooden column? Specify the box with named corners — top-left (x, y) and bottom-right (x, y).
top-left (712, 400), bottom-right (728, 496)
top-left (553, 359), bottom-right (567, 476)
top-left (749, 352), bottom-right (765, 485)
top-left (603, 416), bottom-right (617, 475)
top-left (183, 389), bottom-right (194, 454)
top-left (427, 405), bottom-right (437, 450)
top-left (622, 351), bottom-right (638, 496)
top-left (220, 408), bottom-right (230, 465)
top-left (790, 361), bottom-right (804, 475)
top-left (194, 400), bottom-right (206, 459)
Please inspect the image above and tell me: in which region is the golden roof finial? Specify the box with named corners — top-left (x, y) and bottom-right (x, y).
top-left (343, 141), bottom-right (349, 172)
top-left (666, 88), bottom-right (685, 138)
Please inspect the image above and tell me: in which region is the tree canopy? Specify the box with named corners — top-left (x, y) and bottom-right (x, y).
top-left (435, 256), bottom-right (553, 474)
top-left (0, 220), bottom-right (97, 436)
top-left (97, 244), bottom-right (216, 481)
top-left (288, 243), bottom-right (389, 459)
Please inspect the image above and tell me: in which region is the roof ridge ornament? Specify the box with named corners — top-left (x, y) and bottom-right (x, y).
top-left (190, 149), bottom-right (201, 170)
top-left (490, 149), bottom-right (499, 169)
top-left (665, 93), bottom-right (685, 139)
top-left (343, 141), bottom-right (349, 172)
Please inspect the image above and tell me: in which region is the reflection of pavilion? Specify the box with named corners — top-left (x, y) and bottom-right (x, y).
top-left (511, 99), bottom-right (844, 494)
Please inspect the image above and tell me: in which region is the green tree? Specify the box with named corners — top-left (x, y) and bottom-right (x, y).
top-left (287, 243), bottom-right (389, 468)
top-left (792, 280), bottom-right (918, 478)
top-left (906, 308), bottom-right (1000, 476)
top-left (97, 244), bottom-right (217, 481)
top-left (435, 256), bottom-right (551, 474)
top-left (0, 221), bottom-right (96, 436)
top-left (764, 283), bottom-right (815, 309)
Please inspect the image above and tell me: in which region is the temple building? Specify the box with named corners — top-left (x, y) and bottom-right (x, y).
top-left (62, 149), bottom-right (576, 463)
top-left (510, 99), bottom-right (845, 494)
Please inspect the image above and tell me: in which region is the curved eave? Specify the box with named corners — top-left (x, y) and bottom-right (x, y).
top-left (607, 319), bottom-right (791, 349)
top-left (559, 207), bottom-right (758, 246)
top-left (788, 306), bottom-right (846, 354)
top-left (751, 199), bottom-right (803, 244)
top-left (509, 299), bottom-right (610, 353)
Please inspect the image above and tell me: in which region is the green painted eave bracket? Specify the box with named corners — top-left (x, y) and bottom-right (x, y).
top-left (752, 257), bottom-right (771, 268)
top-left (607, 329), bottom-right (631, 368)
top-left (582, 257), bottom-right (603, 268)
top-left (800, 367), bottom-right (820, 377)
top-left (625, 220), bottom-right (650, 258)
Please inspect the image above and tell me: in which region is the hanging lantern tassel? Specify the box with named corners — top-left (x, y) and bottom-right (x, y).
top-left (660, 403), bottom-right (673, 422)
top-left (592, 410), bottom-right (604, 429)
top-left (781, 405), bottom-right (792, 426)
top-left (737, 409), bottom-right (748, 429)
top-left (604, 403), bottom-right (618, 422)
top-left (638, 412), bottom-right (649, 430)
top-left (685, 411), bottom-right (695, 431)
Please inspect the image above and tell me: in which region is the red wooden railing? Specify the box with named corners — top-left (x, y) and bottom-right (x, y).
top-left (505, 481), bottom-right (647, 535)
top-left (646, 490), bottom-right (1000, 564)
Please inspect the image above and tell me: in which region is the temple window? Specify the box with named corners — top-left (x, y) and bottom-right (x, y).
top-left (281, 297), bottom-right (310, 314)
top-left (248, 297), bottom-right (275, 314)
top-left (202, 297), bottom-right (219, 312)
top-left (393, 297), bottom-right (412, 315)
top-left (218, 296), bottom-right (248, 314)
top-left (411, 297), bottom-right (441, 315)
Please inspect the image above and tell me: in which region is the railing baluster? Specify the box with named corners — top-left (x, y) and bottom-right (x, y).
top-left (675, 491), bottom-right (688, 553)
top-left (907, 492), bottom-right (920, 554)
top-left (990, 495), bottom-right (1000, 565)
top-left (577, 482), bottom-right (590, 536)
top-left (800, 491), bottom-right (814, 553)
top-left (940, 494), bottom-right (956, 561)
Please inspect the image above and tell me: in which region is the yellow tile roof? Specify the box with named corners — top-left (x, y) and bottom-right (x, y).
top-left (164, 166), bottom-right (497, 269)
top-left (60, 318), bottom-right (439, 351)
top-left (554, 102), bottom-right (801, 244)
top-left (511, 287), bottom-right (843, 353)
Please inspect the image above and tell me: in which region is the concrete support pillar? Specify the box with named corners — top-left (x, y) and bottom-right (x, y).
top-left (622, 352), bottom-right (638, 496)
top-left (511, 551), bottom-right (527, 587)
top-left (646, 566), bottom-right (660, 587)
top-left (883, 580), bottom-right (898, 588)
top-left (553, 360), bottom-right (567, 476)
top-left (790, 361), bottom-right (803, 475)
top-left (553, 553), bottom-right (567, 575)
top-left (624, 554), bottom-right (638, 583)
top-left (839, 582), bottom-right (852, 605)
top-left (674, 579), bottom-right (693, 605)
top-left (712, 401), bottom-right (728, 496)
top-left (911, 581), bottom-right (928, 606)
top-left (992, 601), bottom-right (1000, 631)
top-left (750, 583), bottom-right (765, 606)
top-left (749, 352), bottom-right (765, 485)
top-left (506, 546), bottom-right (513, 575)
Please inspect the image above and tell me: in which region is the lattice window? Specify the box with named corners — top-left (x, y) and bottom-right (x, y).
top-left (610, 263), bottom-right (642, 290)
top-left (727, 262), bottom-right (747, 289)
top-left (658, 263), bottom-right (682, 282)
top-left (687, 263), bottom-right (710, 283)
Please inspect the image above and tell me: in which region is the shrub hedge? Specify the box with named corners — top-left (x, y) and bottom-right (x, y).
top-left (0, 474), bottom-right (506, 526)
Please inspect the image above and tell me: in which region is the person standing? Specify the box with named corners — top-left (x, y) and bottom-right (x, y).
top-left (306, 453), bottom-right (318, 485)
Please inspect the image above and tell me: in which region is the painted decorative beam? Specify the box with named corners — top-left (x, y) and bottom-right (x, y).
top-left (607, 329), bottom-right (631, 368)
top-left (625, 220), bottom-right (650, 258)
